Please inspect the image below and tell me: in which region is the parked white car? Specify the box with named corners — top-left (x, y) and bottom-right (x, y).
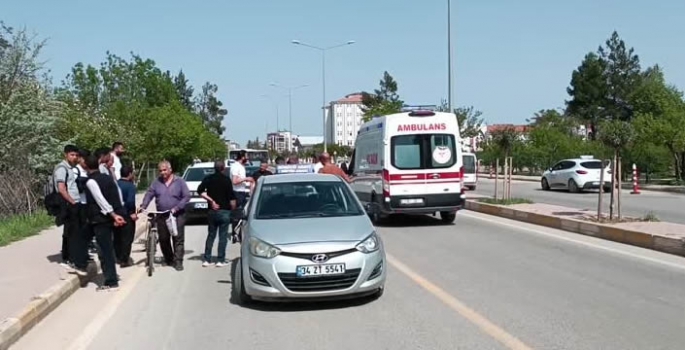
top-left (541, 156), bottom-right (612, 193)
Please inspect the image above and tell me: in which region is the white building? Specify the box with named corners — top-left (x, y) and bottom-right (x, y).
top-left (325, 93), bottom-right (364, 147)
top-left (266, 131), bottom-right (296, 153)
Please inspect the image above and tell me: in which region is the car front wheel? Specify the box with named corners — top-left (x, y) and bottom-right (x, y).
top-left (232, 258), bottom-right (253, 305)
top-left (541, 178), bottom-right (550, 191)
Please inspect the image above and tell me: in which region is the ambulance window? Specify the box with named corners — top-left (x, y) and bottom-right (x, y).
top-left (430, 135), bottom-right (456, 168)
top-left (390, 134), bottom-right (457, 170)
top-left (391, 135), bottom-right (422, 169)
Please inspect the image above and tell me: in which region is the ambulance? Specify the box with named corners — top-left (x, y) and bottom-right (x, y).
top-left (347, 109), bottom-right (465, 224)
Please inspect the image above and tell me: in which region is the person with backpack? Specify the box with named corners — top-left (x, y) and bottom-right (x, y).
top-left (50, 145), bottom-right (84, 271)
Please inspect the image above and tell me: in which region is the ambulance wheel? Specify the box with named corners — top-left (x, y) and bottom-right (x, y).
top-left (440, 211), bottom-right (456, 224)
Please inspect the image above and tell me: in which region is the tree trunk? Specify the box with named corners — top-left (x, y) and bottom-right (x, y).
top-left (609, 152), bottom-right (617, 220)
top-left (617, 156), bottom-right (622, 220)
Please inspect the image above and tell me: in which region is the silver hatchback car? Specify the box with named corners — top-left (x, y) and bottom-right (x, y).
top-left (233, 173), bottom-right (386, 304)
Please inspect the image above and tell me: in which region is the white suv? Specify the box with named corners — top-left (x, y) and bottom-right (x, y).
top-left (541, 156), bottom-right (612, 193)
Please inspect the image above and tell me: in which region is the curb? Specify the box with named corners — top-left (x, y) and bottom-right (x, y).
top-left (464, 200), bottom-right (685, 257)
top-left (476, 173), bottom-right (685, 194)
top-left (0, 221), bottom-right (148, 350)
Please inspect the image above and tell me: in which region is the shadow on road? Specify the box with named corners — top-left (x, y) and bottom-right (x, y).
top-left (228, 258), bottom-right (378, 312)
top-left (374, 213), bottom-right (455, 228)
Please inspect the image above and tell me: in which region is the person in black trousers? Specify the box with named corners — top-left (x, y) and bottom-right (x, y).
top-left (198, 161), bottom-right (236, 267)
top-left (115, 166), bottom-right (138, 267)
top-left (83, 155), bottom-right (127, 291)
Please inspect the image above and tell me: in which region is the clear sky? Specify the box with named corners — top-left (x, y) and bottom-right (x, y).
top-left (5, 0), bottom-right (685, 145)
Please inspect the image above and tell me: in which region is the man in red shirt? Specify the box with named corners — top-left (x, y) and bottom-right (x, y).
top-left (317, 153), bottom-right (350, 182)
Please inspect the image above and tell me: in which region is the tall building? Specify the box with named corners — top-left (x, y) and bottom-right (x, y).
top-left (266, 131), bottom-right (296, 153)
top-left (325, 93), bottom-right (364, 147)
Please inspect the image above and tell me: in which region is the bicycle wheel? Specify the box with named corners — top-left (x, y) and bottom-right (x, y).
top-left (147, 227), bottom-right (156, 276)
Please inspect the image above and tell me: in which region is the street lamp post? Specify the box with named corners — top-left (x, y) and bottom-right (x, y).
top-left (260, 94), bottom-right (279, 130)
top-left (292, 39), bottom-right (355, 153)
top-left (447, 0), bottom-right (453, 111)
top-left (269, 83), bottom-right (308, 135)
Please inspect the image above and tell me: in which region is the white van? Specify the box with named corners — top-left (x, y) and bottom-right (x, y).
top-left (462, 152), bottom-right (477, 190)
top-left (347, 109), bottom-right (465, 224)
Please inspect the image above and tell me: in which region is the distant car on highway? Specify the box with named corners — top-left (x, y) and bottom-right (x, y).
top-left (541, 156), bottom-right (612, 193)
top-left (233, 170), bottom-right (386, 304)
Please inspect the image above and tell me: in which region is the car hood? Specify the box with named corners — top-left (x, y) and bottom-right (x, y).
top-left (186, 181), bottom-right (201, 191)
top-left (249, 215), bottom-right (374, 245)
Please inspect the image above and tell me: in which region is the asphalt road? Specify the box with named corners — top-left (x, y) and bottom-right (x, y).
top-left (12, 213), bottom-right (685, 350)
top-left (473, 178), bottom-right (685, 224)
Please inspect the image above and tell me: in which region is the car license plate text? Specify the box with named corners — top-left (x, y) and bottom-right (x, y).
top-left (195, 202), bottom-right (208, 209)
top-left (400, 198), bottom-right (423, 205)
top-left (296, 263), bottom-right (346, 277)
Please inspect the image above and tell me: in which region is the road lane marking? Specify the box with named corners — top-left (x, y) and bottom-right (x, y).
top-left (66, 266), bottom-right (145, 350)
top-left (461, 211), bottom-right (685, 272)
top-left (387, 253), bottom-right (534, 350)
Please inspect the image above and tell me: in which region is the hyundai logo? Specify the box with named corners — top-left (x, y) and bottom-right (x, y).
top-left (311, 254), bottom-right (329, 263)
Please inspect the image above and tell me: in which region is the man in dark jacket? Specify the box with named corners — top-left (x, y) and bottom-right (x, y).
top-left (83, 155), bottom-right (127, 291)
top-left (251, 159), bottom-right (273, 182)
top-left (114, 166), bottom-right (138, 267)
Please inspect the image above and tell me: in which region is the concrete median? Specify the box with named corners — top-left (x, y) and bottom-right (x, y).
top-left (0, 197), bottom-right (150, 350)
top-left (464, 200), bottom-right (685, 257)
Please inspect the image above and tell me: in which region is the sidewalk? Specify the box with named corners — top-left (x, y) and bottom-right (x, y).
top-left (466, 194), bottom-right (685, 256)
top-left (477, 172), bottom-right (685, 194)
top-left (0, 194), bottom-right (149, 349)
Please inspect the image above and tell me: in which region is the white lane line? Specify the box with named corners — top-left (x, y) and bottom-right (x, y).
top-left (66, 267), bottom-right (145, 350)
top-left (461, 211), bottom-right (685, 272)
top-left (387, 254), bottom-right (534, 350)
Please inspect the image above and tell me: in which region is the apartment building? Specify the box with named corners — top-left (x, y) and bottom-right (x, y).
top-left (325, 93), bottom-right (364, 147)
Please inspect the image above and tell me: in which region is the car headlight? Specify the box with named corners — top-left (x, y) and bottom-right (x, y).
top-left (356, 232), bottom-right (380, 253)
top-left (248, 237), bottom-right (281, 259)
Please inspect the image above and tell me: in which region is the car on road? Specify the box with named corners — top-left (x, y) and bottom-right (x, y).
top-left (182, 162), bottom-right (230, 219)
top-left (541, 156), bottom-right (612, 193)
top-left (233, 172), bottom-right (386, 304)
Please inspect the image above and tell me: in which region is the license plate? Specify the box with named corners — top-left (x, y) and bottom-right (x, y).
top-left (400, 198), bottom-right (424, 205)
top-left (296, 263), bottom-right (346, 277)
top-left (194, 202), bottom-right (208, 209)
top-left (592, 182), bottom-right (599, 185)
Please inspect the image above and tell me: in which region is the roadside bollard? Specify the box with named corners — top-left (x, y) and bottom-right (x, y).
top-left (631, 163), bottom-right (640, 195)
top-left (489, 165), bottom-right (494, 179)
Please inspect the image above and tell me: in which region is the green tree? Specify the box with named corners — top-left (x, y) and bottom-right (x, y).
top-left (360, 71), bottom-right (404, 122)
top-left (195, 82), bottom-right (227, 136)
top-left (174, 70), bottom-right (194, 112)
top-left (0, 23), bottom-right (63, 216)
top-left (598, 31), bottom-right (642, 122)
top-left (566, 52), bottom-right (607, 139)
top-left (631, 67), bottom-right (685, 180)
top-left (436, 100), bottom-right (484, 139)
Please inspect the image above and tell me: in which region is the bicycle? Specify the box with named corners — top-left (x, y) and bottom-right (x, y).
top-left (141, 209), bottom-right (170, 276)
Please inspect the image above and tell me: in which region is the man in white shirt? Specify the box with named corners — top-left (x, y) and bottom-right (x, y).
top-left (110, 142), bottom-right (125, 181)
top-left (230, 151), bottom-right (254, 243)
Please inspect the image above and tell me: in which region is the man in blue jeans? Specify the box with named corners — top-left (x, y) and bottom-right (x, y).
top-left (198, 161), bottom-right (236, 267)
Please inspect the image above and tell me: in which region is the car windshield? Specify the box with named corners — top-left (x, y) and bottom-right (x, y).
top-left (184, 167), bottom-right (229, 181)
top-left (462, 155), bottom-right (476, 173)
top-left (255, 181), bottom-right (364, 219)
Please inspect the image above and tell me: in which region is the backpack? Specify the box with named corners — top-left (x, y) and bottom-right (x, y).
top-left (44, 163), bottom-right (71, 216)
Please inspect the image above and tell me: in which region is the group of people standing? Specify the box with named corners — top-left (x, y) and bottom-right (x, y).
top-left (53, 142), bottom-right (136, 292)
top-left (53, 146), bottom-right (351, 289)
